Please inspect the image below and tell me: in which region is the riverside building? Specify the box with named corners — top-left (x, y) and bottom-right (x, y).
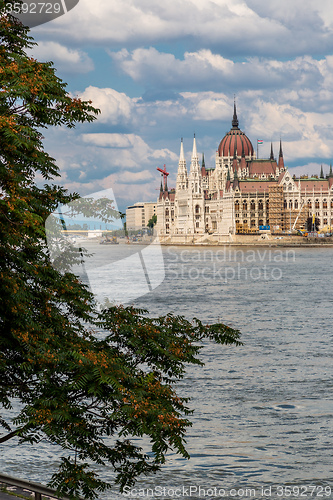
top-left (154, 104), bottom-right (333, 243)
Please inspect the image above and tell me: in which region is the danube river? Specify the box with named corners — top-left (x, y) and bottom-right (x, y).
top-left (1, 243), bottom-right (333, 499)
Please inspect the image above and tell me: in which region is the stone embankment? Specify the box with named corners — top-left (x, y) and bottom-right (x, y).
top-left (158, 234), bottom-right (333, 247)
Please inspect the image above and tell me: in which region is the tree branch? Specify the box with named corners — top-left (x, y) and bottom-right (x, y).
top-left (0, 428), bottom-right (20, 444)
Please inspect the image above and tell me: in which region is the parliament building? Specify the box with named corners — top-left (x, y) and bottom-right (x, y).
top-left (155, 104), bottom-right (333, 242)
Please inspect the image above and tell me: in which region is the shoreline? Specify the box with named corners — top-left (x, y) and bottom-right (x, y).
top-left (82, 236), bottom-right (333, 248)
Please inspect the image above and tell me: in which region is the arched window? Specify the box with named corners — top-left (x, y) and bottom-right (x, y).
top-left (165, 208), bottom-right (169, 217)
top-left (284, 200), bottom-right (287, 208)
top-left (243, 202), bottom-right (247, 211)
top-left (323, 199), bottom-right (327, 209)
top-left (259, 219), bottom-right (263, 226)
top-left (251, 219), bottom-right (256, 227)
top-left (235, 201), bottom-right (240, 211)
top-left (315, 199), bottom-right (320, 209)
top-left (251, 201), bottom-right (255, 211)
top-left (258, 200), bottom-right (263, 210)
top-left (295, 200), bottom-right (298, 209)
top-left (289, 200), bottom-right (293, 209)
top-left (308, 200), bottom-right (312, 209)
top-left (195, 205), bottom-right (200, 214)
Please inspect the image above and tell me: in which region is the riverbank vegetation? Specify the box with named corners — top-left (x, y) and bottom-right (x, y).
top-left (0, 3), bottom-right (242, 498)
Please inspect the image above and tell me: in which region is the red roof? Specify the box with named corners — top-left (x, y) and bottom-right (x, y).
top-left (299, 179), bottom-right (330, 192)
top-left (238, 181), bottom-right (274, 193)
top-left (218, 127), bottom-right (254, 157)
top-left (248, 160), bottom-right (277, 177)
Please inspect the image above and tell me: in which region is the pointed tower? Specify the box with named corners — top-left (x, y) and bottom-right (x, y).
top-left (330, 163), bottom-right (333, 177)
top-left (201, 153), bottom-right (206, 176)
top-left (232, 151), bottom-right (238, 176)
top-left (239, 141), bottom-right (246, 176)
top-left (270, 143), bottom-right (274, 161)
top-left (159, 178), bottom-right (163, 200)
top-left (176, 138), bottom-right (188, 191)
top-left (189, 134), bottom-right (201, 195)
top-left (278, 140), bottom-right (285, 170)
top-left (232, 97), bottom-right (239, 129)
top-left (320, 165), bottom-right (324, 179)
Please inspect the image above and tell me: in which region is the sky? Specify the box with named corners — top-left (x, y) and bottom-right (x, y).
top-left (28, 0), bottom-right (333, 213)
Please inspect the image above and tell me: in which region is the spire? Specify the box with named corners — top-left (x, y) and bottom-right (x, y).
top-left (240, 141), bottom-right (246, 172)
top-left (320, 165), bottom-right (324, 178)
top-left (179, 137), bottom-right (185, 162)
top-left (270, 142), bottom-right (274, 161)
top-left (192, 133), bottom-right (198, 159)
top-left (330, 163), bottom-right (332, 177)
top-left (176, 138), bottom-right (188, 191)
top-left (160, 179), bottom-right (163, 192)
top-left (201, 152), bottom-right (206, 176)
top-left (232, 97), bottom-right (239, 129)
top-left (278, 139), bottom-right (284, 170)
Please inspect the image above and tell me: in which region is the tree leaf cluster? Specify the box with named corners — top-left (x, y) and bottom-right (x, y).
top-left (0, 5), bottom-right (242, 498)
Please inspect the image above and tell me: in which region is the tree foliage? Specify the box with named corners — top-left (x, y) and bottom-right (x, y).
top-left (147, 214), bottom-right (157, 229)
top-left (0, 4), bottom-right (242, 499)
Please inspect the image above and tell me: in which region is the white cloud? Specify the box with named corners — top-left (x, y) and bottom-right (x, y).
top-left (27, 42), bottom-right (94, 74)
top-left (245, 100), bottom-right (333, 161)
top-left (110, 48), bottom-right (326, 94)
top-left (33, 0), bottom-right (333, 57)
top-left (77, 87), bottom-right (134, 125)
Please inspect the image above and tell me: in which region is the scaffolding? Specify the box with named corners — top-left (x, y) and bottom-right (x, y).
top-left (283, 201), bottom-right (308, 232)
top-left (268, 185), bottom-right (284, 232)
top-left (269, 185), bottom-right (308, 232)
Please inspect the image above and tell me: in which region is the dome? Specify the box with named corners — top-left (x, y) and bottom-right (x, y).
top-left (218, 104), bottom-right (254, 158)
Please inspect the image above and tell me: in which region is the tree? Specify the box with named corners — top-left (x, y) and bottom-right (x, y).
top-left (0, 4), bottom-right (242, 499)
top-left (147, 213), bottom-right (157, 229)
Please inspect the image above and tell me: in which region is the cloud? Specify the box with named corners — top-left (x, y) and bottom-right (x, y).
top-left (77, 87), bottom-right (134, 125)
top-left (27, 42), bottom-right (94, 74)
top-left (289, 162), bottom-right (331, 178)
top-left (33, 0), bottom-right (333, 57)
top-left (245, 100), bottom-right (333, 161)
top-left (110, 48), bottom-right (326, 94)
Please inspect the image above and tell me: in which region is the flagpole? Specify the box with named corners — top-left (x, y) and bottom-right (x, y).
top-left (257, 139), bottom-right (263, 159)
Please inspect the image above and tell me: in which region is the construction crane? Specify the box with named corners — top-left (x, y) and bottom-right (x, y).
top-left (292, 198), bottom-right (305, 231)
top-left (157, 164), bottom-right (169, 191)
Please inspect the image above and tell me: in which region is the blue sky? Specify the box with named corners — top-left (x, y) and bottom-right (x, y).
top-left (29, 0), bottom-right (333, 212)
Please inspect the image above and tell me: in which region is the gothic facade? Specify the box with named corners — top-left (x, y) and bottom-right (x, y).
top-left (156, 105), bottom-right (333, 241)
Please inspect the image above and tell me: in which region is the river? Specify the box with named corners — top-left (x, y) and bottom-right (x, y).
top-left (1, 242), bottom-right (333, 499)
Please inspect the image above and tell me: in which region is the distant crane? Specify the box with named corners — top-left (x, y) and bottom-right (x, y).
top-left (157, 164), bottom-right (169, 191)
top-left (292, 198), bottom-right (305, 231)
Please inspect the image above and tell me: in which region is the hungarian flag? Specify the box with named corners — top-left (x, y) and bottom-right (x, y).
top-left (257, 139), bottom-right (263, 145)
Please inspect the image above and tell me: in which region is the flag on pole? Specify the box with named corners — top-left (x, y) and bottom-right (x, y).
top-left (257, 139), bottom-right (263, 145)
